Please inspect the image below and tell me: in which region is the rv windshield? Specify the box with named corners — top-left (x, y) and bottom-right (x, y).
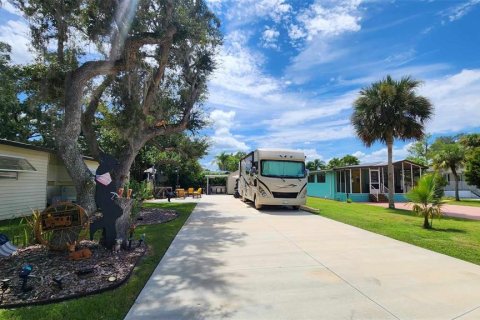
top-left (261, 160), bottom-right (305, 178)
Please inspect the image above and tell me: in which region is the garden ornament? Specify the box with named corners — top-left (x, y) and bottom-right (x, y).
top-left (0, 234), bottom-right (17, 257)
top-left (66, 241), bottom-right (92, 261)
top-left (90, 153), bottom-right (124, 248)
top-left (19, 264), bottom-right (33, 292)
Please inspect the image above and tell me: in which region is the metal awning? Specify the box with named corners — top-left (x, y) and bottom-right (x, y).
top-left (0, 155), bottom-right (37, 172)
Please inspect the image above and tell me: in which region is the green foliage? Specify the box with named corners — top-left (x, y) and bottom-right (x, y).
top-left (125, 180), bottom-right (153, 200)
top-left (215, 151), bottom-right (247, 172)
top-left (407, 134), bottom-right (432, 166)
top-left (431, 137), bottom-right (466, 201)
top-left (351, 75), bottom-right (433, 147)
top-left (326, 155), bottom-right (359, 169)
top-left (465, 148), bottom-right (480, 189)
top-left (406, 173), bottom-right (444, 228)
top-left (352, 75), bottom-right (433, 208)
top-left (459, 133), bottom-right (480, 189)
top-left (0, 202), bottom-right (196, 320)
top-left (346, 198), bottom-right (353, 203)
top-left (306, 159), bottom-right (326, 171)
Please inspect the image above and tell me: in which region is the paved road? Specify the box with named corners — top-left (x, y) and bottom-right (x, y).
top-left (125, 195), bottom-right (480, 320)
top-left (368, 202), bottom-right (480, 220)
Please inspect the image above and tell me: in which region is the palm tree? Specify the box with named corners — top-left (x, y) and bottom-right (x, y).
top-left (432, 142), bottom-right (465, 201)
top-left (307, 159), bottom-right (326, 171)
top-left (215, 152), bottom-right (230, 171)
top-left (352, 75), bottom-right (433, 209)
top-left (406, 173), bottom-right (443, 229)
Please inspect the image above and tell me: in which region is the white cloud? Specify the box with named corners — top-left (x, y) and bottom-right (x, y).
top-left (353, 143), bottom-right (412, 164)
top-left (220, 0), bottom-right (292, 27)
top-left (1, 2), bottom-right (22, 16)
top-left (285, 0), bottom-right (364, 83)
top-left (294, 0), bottom-right (362, 41)
top-left (261, 26), bottom-right (280, 49)
top-left (421, 69), bottom-right (480, 133)
top-left (264, 92), bottom-right (356, 128)
top-left (209, 109), bottom-right (249, 152)
top-left (442, 0), bottom-right (480, 22)
top-left (0, 19), bottom-right (33, 64)
top-left (300, 148), bottom-right (324, 161)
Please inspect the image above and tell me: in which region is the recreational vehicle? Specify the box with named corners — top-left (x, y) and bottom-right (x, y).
top-left (238, 149), bottom-right (307, 209)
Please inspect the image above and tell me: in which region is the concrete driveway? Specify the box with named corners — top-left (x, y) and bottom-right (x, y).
top-left (125, 195), bottom-right (480, 320)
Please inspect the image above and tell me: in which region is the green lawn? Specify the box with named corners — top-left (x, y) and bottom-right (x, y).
top-left (443, 198), bottom-right (480, 208)
top-left (0, 202), bottom-right (196, 320)
top-left (306, 197), bottom-right (480, 265)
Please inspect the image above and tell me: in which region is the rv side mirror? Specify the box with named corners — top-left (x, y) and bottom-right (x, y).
top-left (304, 169), bottom-right (309, 177)
top-left (251, 167), bottom-right (257, 175)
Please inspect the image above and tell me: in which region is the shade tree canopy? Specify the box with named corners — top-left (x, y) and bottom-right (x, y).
top-left (10, 0), bottom-right (222, 213)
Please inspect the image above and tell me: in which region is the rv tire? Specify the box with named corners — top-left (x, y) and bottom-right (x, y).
top-left (292, 206), bottom-right (300, 210)
top-left (254, 196), bottom-right (262, 210)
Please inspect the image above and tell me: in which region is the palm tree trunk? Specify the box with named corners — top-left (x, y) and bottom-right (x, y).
top-left (423, 214), bottom-right (431, 229)
top-left (387, 138), bottom-right (395, 209)
top-left (452, 167), bottom-right (460, 201)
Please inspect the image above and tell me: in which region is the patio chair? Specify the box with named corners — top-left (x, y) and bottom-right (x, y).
top-left (187, 187), bottom-right (194, 197)
top-left (193, 188), bottom-right (202, 198)
top-left (176, 189), bottom-right (186, 199)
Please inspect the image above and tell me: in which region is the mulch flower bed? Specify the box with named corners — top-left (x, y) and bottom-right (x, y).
top-left (0, 208), bottom-right (178, 308)
top-left (135, 208), bottom-right (178, 226)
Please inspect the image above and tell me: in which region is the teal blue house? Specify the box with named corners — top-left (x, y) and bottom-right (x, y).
top-left (307, 160), bottom-right (426, 202)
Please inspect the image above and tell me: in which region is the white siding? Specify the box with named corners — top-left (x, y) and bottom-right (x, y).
top-left (0, 145), bottom-right (49, 220)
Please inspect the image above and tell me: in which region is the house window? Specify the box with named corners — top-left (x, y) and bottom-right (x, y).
top-left (308, 174), bottom-right (315, 183)
top-left (316, 172), bottom-right (326, 183)
top-left (0, 155), bottom-right (37, 172)
top-left (0, 171), bottom-right (18, 179)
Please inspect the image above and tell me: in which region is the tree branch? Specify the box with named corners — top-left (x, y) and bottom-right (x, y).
top-left (81, 76), bottom-right (113, 159)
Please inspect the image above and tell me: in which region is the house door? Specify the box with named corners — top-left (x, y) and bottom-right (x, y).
top-left (369, 169), bottom-right (380, 193)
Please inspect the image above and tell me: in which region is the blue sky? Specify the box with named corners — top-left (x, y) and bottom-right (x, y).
top-left (1, 1), bottom-right (480, 170)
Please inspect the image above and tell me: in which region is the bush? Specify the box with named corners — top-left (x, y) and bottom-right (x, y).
top-left (346, 198), bottom-right (353, 203)
top-left (125, 180), bottom-right (153, 200)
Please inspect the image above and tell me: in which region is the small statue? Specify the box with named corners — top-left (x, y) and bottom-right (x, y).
top-left (0, 278), bottom-right (10, 303)
top-left (113, 238), bottom-right (122, 253)
top-left (66, 241), bottom-right (92, 261)
top-left (19, 264), bottom-right (33, 293)
top-left (138, 233), bottom-right (145, 247)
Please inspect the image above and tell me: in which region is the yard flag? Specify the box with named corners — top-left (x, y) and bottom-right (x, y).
top-left (96, 172), bottom-right (112, 186)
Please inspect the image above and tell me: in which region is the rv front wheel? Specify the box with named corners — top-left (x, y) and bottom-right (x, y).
top-left (292, 206), bottom-right (300, 210)
top-left (254, 197), bottom-right (262, 210)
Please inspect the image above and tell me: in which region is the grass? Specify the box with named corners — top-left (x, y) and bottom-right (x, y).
top-left (306, 197), bottom-right (480, 265)
top-left (443, 198), bottom-right (480, 208)
top-left (0, 202), bottom-right (196, 320)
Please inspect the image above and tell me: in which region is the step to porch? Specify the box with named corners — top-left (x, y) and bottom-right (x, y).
top-left (369, 193), bottom-right (389, 203)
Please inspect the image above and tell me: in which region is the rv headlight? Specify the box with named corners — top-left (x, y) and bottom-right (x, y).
top-left (258, 185), bottom-right (268, 197)
top-left (300, 188), bottom-right (307, 198)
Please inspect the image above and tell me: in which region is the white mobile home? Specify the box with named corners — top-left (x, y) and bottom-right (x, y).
top-left (0, 140), bottom-right (98, 220)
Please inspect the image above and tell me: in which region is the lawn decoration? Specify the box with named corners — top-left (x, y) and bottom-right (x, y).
top-left (0, 279), bottom-right (10, 303)
top-left (0, 234), bottom-right (17, 257)
top-left (66, 241), bottom-right (92, 260)
top-left (113, 239), bottom-right (122, 253)
top-left (90, 153), bottom-right (133, 249)
top-left (138, 233), bottom-right (145, 247)
top-left (18, 264), bottom-right (33, 293)
top-left (37, 203), bottom-right (89, 250)
top-left (52, 274), bottom-right (68, 290)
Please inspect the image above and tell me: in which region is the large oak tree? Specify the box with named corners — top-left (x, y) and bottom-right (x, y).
top-left (12, 0), bottom-right (221, 215)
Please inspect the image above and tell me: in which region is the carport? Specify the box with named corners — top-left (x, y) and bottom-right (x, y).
top-left (205, 174), bottom-right (229, 195)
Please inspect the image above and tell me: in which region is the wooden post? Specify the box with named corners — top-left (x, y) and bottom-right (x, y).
top-left (402, 162), bottom-right (405, 193)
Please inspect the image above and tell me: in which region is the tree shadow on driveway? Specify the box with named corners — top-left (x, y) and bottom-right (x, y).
top-left (127, 203), bottom-right (251, 319)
